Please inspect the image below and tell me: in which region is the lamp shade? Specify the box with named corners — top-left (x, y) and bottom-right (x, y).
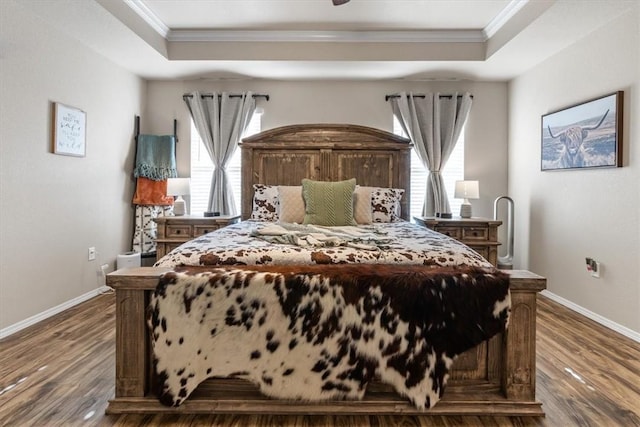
top-left (454, 180), bottom-right (479, 200)
top-left (166, 178), bottom-right (191, 196)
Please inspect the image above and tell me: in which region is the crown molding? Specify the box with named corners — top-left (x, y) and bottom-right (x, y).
top-left (483, 0), bottom-right (529, 39)
top-left (124, 0), bottom-right (529, 44)
top-left (124, 0), bottom-right (170, 38)
top-left (167, 29), bottom-right (486, 43)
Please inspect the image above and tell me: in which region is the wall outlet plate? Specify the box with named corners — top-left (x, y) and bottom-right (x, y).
top-left (591, 261), bottom-right (601, 278)
top-left (88, 247), bottom-right (96, 261)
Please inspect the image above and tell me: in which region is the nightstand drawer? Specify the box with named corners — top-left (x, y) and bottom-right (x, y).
top-left (462, 227), bottom-right (489, 241)
top-left (435, 226), bottom-right (461, 239)
top-left (413, 216), bottom-right (501, 267)
top-left (194, 225), bottom-right (221, 236)
top-left (154, 214), bottom-right (240, 259)
top-left (166, 225), bottom-right (192, 238)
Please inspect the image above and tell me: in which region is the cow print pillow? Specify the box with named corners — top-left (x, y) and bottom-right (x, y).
top-left (371, 187), bottom-right (405, 223)
top-left (250, 184), bottom-right (279, 221)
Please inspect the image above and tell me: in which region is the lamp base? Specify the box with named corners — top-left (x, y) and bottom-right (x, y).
top-left (173, 197), bottom-right (186, 216)
top-left (459, 202), bottom-right (472, 218)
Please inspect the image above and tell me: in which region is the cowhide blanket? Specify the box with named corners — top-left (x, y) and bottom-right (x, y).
top-left (147, 264), bottom-right (510, 409)
top-left (154, 221), bottom-right (493, 268)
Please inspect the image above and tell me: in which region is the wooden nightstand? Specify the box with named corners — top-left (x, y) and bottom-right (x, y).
top-left (414, 217), bottom-right (502, 267)
top-left (154, 215), bottom-right (241, 259)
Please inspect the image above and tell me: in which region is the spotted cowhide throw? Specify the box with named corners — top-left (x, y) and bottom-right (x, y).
top-left (154, 221), bottom-right (493, 268)
top-left (147, 264), bottom-right (510, 409)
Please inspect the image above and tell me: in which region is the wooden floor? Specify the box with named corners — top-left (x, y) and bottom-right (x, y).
top-left (1, 292), bottom-right (639, 427)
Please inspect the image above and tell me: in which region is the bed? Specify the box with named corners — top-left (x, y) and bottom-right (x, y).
top-left (106, 124), bottom-right (546, 416)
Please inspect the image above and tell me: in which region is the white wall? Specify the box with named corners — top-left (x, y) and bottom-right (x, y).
top-left (509, 5), bottom-right (639, 332)
top-left (146, 80), bottom-right (508, 219)
top-left (0, 1), bottom-right (145, 329)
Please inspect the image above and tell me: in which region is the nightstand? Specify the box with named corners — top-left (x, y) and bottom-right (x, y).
top-left (414, 217), bottom-right (502, 267)
top-left (154, 215), bottom-right (241, 259)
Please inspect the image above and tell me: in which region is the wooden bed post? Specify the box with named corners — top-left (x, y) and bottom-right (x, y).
top-left (115, 289), bottom-right (148, 397)
top-left (502, 271), bottom-right (545, 401)
top-left (110, 267), bottom-right (171, 403)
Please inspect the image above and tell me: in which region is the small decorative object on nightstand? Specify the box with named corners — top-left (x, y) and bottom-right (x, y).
top-left (414, 216), bottom-right (501, 266)
top-left (167, 178), bottom-right (191, 216)
top-left (154, 214), bottom-right (240, 259)
top-left (454, 180), bottom-right (479, 218)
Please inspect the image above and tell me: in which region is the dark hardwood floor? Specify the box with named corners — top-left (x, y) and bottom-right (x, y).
top-left (1, 290), bottom-right (639, 427)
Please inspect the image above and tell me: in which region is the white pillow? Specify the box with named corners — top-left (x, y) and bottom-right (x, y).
top-left (353, 186), bottom-right (372, 224)
top-left (277, 186), bottom-right (305, 223)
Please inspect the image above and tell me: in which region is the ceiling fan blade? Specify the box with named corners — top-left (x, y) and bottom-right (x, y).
top-left (332, 0), bottom-right (350, 5)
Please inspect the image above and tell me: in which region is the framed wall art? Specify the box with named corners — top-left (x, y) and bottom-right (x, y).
top-left (52, 102), bottom-right (86, 157)
top-left (541, 91), bottom-right (623, 171)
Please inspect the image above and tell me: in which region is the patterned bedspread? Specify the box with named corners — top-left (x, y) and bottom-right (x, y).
top-left (154, 221), bottom-right (492, 268)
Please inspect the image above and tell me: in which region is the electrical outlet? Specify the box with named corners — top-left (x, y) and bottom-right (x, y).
top-left (88, 247), bottom-right (96, 261)
top-left (591, 261), bottom-right (601, 278)
top-left (585, 257), bottom-right (601, 278)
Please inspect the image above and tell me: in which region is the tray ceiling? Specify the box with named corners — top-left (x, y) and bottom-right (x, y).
top-left (16, 0), bottom-right (635, 81)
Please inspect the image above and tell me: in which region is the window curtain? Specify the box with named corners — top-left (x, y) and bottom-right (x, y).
top-left (184, 91), bottom-right (256, 215)
top-left (390, 92), bottom-right (472, 216)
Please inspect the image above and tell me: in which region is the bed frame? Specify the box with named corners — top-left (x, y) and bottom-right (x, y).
top-left (106, 124), bottom-right (546, 416)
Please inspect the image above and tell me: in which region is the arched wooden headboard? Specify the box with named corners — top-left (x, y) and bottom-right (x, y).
top-left (240, 124), bottom-right (412, 221)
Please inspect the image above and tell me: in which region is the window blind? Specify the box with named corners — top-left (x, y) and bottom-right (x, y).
top-left (190, 114), bottom-right (262, 215)
top-left (392, 117), bottom-right (464, 220)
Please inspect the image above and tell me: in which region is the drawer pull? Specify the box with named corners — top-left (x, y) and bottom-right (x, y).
top-left (176, 230), bottom-right (181, 234)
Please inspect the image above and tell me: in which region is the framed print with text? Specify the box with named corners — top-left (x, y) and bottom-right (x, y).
top-left (52, 102), bottom-right (86, 157)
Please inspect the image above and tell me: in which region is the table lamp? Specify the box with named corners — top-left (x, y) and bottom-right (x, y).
top-left (167, 178), bottom-right (191, 216)
top-left (454, 180), bottom-right (479, 218)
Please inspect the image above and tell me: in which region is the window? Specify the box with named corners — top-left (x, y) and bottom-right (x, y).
top-left (190, 114), bottom-right (262, 215)
top-left (393, 117), bottom-right (464, 219)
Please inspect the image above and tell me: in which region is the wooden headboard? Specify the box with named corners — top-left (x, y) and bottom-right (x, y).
top-left (240, 123), bottom-right (412, 221)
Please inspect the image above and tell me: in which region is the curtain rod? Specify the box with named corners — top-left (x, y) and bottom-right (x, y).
top-left (385, 94), bottom-right (473, 101)
top-left (183, 93), bottom-right (270, 101)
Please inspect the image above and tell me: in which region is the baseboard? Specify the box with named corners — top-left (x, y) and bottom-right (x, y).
top-left (0, 286), bottom-right (112, 340)
top-left (541, 290), bottom-right (640, 343)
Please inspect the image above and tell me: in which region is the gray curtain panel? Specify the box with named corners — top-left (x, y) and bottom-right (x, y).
top-left (390, 92), bottom-right (472, 216)
top-left (184, 91), bottom-right (256, 215)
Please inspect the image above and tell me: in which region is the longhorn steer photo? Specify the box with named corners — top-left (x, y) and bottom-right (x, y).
top-left (547, 109), bottom-right (609, 168)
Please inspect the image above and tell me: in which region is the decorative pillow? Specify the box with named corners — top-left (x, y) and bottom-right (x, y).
top-left (250, 184), bottom-right (279, 221)
top-left (353, 186), bottom-right (373, 224)
top-left (369, 187), bottom-right (405, 223)
top-left (301, 178), bottom-right (357, 226)
top-left (277, 186), bottom-right (305, 223)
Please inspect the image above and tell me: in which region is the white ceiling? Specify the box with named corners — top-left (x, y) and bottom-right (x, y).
top-left (140, 0), bottom-right (511, 31)
top-left (17, 0), bottom-right (635, 81)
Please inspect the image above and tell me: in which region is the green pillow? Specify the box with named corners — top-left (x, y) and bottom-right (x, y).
top-left (302, 178), bottom-right (357, 226)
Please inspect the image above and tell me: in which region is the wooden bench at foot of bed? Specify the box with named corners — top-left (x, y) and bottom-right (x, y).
top-left (105, 267), bottom-right (546, 417)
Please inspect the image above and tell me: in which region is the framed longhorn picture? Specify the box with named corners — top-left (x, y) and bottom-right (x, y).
top-left (541, 91), bottom-right (623, 171)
